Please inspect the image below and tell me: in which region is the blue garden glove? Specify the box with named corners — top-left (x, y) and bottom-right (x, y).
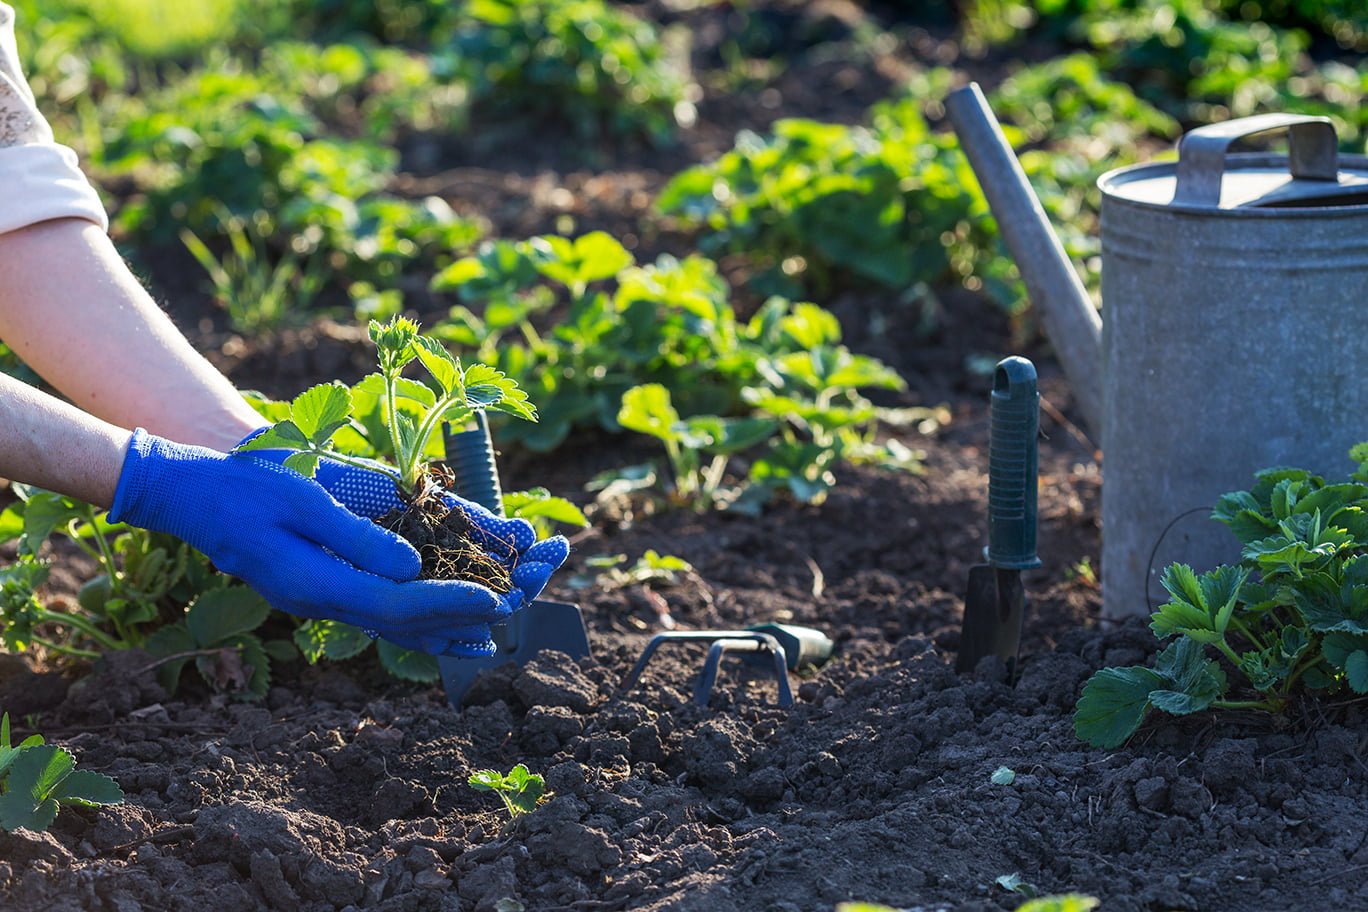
top-left (240, 430), bottom-right (570, 615)
top-left (109, 429), bottom-right (513, 657)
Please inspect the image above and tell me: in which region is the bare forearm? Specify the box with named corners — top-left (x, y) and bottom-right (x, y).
top-left (0, 219), bottom-right (265, 449)
top-left (0, 370), bottom-right (131, 506)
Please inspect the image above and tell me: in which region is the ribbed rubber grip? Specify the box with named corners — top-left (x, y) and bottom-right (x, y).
top-left (987, 356), bottom-right (1042, 570)
top-left (444, 412), bottom-right (504, 516)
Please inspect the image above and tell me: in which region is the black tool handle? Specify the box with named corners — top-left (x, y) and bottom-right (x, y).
top-left (988, 357), bottom-right (1041, 570)
top-left (444, 411), bottom-right (504, 516)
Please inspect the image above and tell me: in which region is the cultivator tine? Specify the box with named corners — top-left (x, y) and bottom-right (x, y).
top-left (622, 629), bottom-right (799, 707)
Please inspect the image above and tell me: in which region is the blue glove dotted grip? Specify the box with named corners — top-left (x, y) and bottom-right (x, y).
top-left (110, 429), bottom-right (536, 657)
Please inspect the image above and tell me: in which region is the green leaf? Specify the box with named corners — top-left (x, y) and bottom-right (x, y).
top-left (376, 639), bottom-right (441, 682)
top-left (144, 623), bottom-right (197, 693)
top-left (991, 766), bottom-right (1016, 786)
top-left (468, 769), bottom-right (504, 791)
top-left (235, 422), bottom-right (310, 453)
top-left (462, 363), bottom-right (537, 420)
top-left (1150, 563), bottom-right (1247, 642)
top-left (283, 452), bottom-right (321, 477)
top-left (1147, 638), bottom-right (1227, 715)
top-left (503, 491), bottom-right (589, 528)
top-left (290, 382), bottom-right (353, 445)
top-left (1074, 665), bottom-right (1164, 748)
top-left (0, 745), bottom-right (73, 832)
top-left (1346, 651), bottom-right (1368, 694)
top-left (617, 384), bottom-right (680, 442)
top-left (186, 587), bottom-right (272, 646)
top-left (1016, 897), bottom-right (1101, 912)
top-left (995, 872), bottom-right (1039, 898)
top-left (49, 769), bottom-right (124, 807)
top-left (412, 335), bottom-right (464, 398)
top-left (1321, 631), bottom-right (1368, 668)
top-left (294, 620), bottom-right (372, 663)
top-left (18, 492), bottom-right (85, 557)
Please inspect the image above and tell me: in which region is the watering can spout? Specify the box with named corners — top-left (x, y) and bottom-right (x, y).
top-left (945, 82), bottom-right (1104, 438)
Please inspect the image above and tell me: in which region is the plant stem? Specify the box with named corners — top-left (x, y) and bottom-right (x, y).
top-left (382, 368), bottom-right (408, 486)
top-left (1212, 698), bottom-right (1281, 712)
top-left (37, 608), bottom-right (122, 651)
top-left (81, 506), bottom-right (123, 583)
top-left (1214, 639), bottom-right (1244, 668)
top-left (407, 395), bottom-right (465, 487)
top-left (1230, 616), bottom-right (1270, 653)
top-left (33, 635), bottom-right (99, 660)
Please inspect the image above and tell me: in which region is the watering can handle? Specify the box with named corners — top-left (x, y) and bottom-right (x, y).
top-left (1174, 114), bottom-right (1339, 207)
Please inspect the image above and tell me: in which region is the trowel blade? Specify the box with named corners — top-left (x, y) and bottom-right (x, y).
top-left (956, 566), bottom-right (1025, 673)
top-left (438, 599), bottom-right (591, 707)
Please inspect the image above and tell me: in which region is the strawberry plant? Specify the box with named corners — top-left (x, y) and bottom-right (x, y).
top-left (450, 0), bottom-right (694, 144)
top-left (0, 712), bottom-right (123, 833)
top-left (0, 488), bottom-right (226, 655)
top-left (144, 588), bottom-right (295, 700)
top-left (468, 763), bottom-right (546, 820)
top-left (1075, 447), bottom-right (1368, 748)
top-left (658, 95), bottom-right (996, 300)
top-left (240, 316), bottom-right (536, 591)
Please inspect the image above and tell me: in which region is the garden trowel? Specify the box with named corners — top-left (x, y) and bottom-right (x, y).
top-left (438, 413), bottom-right (592, 706)
top-left (956, 356), bottom-right (1041, 675)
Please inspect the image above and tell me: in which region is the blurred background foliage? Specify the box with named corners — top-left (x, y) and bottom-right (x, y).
top-left (10, 0), bottom-right (1360, 325)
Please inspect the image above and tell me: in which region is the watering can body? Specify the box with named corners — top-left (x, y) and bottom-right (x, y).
top-left (948, 89), bottom-right (1368, 619)
top-left (1098, 119), bottom-right (1368, 616)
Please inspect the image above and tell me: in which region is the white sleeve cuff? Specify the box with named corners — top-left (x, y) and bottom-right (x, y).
top-left (0, 142), bottom-right (108, 235)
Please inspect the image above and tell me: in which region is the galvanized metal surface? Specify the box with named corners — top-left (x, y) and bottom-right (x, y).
top-left (1100, 149), bottom-right (1368, 617)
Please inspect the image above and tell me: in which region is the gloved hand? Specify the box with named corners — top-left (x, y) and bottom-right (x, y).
top-left (109, 429), bottom-right (512, 656)
top-left (240, 429), bottom-right (570, 613)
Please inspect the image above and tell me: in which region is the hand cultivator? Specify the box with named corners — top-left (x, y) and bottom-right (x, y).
top-left (621, 623), bottom-right (833, 707)
top-left (439, 414), bottom-right (593, 706)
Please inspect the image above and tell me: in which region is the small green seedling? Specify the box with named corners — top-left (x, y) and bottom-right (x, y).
top-left (239, 316), bottom-right (535, 500)
top-left (0, 712), bottom-right (123, 832)
top-left (991, 766), bottom-right (1016, 786)
top-left (467, 764), bottom-right (546, 820)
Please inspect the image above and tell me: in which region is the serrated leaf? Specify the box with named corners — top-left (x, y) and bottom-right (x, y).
top-left (503, 492), bottom-right (588, 528)
top-left (290, 383), bottom-right (353, 445)
top-left (17, 492), bottom-right (85, 557)
top-left (1346, 651), bottom-right (1368, 694)
top-left (0, 744), bottom-right (73, 832)
top-left (617, 384), bottom-right (680, 442)
top-left (294, 620), bottom-right (372, 663)
top-left (187, 587), bottom-right (272, 646)
top-left (412, 335), bottom-right (464, 398)
top-left (468, 769), bottom-right (503, 791)
top-left (235, 422), bottom-right (310, 454)
top-left (283, 452), bottom-right (321, 477)
top-left (1321, 631), bottom-right (1368, 668)
top-left (49, 769), bottom-right (124, 807)
top-left (1074, 665), bottom-right (1165, 748)
top-left (376, 639), bottom-right (441, 682)
top-left (144, 623), bottom-right (197, 693)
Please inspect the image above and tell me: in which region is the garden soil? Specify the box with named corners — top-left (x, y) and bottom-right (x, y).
top-left (5, 308), bottom-right (1368, 911)
top-left (6, 3), bottom-right (1368, 907)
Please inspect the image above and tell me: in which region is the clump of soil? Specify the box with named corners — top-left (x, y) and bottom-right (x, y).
top-left (376, 492), bottom-right (513, 594)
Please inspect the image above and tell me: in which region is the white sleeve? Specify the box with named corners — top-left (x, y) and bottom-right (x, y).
top-left (0, 3), bottom-right (109, 234)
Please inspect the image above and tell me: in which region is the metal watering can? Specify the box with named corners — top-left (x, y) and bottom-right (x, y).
top-left (947, 83), bottom-right (1368, 618)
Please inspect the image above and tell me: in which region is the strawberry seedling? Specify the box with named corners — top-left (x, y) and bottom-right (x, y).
top-left (467, 764), bottom-right (546, 820)
top-left (0, 712), bottom-right (123, 833)
top-left (239, 316), bottom-right (536, 589)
